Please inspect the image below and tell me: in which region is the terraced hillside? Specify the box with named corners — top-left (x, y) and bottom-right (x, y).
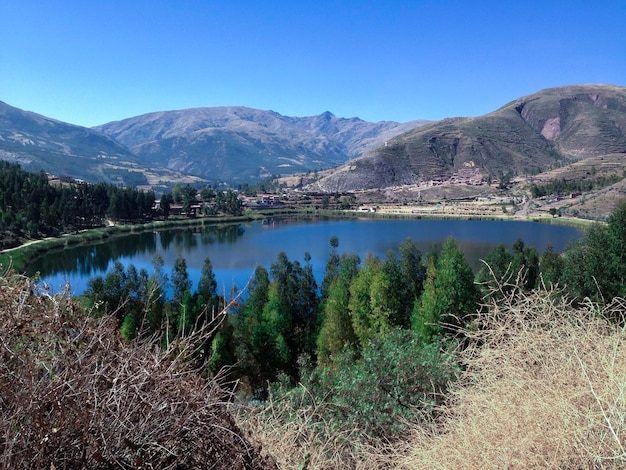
top-left (312, 85), bottom-right (626, 192)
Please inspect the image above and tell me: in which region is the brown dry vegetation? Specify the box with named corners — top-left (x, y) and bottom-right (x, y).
top-left (397, 284), bottom-right (626, 469)
top-left (0, 271), bottom-right (276, 469)
top-left (235, 387), bottom-right (398, 469)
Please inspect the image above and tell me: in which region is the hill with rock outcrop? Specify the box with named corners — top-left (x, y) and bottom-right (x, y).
top-left (310, 84), bottom-right (626, 192)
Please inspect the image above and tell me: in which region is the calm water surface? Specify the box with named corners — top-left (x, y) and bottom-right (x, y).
top-left (27, 217), bottom-right (584, 296)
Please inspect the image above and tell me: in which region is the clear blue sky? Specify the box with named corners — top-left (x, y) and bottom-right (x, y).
top-left (2, 1), bottom-right (624, 127)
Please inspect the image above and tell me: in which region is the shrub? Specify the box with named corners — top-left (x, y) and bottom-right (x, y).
top-left (238, 329), bottom-right (459, 468)
top-left (0, 271), bottom-right (276, 469)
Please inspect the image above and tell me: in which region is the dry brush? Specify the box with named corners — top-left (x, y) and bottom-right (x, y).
top-left (0, 271), bottom-right (276, 469)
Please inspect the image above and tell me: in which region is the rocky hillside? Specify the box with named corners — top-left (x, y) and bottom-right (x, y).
top-left (311, 84), bottom-right (626, 192)
top-left (0, 101), bottom-right (203, 189)
top-left (95, 107), bottom-right (427, 183)
top-left (0, 100), bottom-right (137, 182)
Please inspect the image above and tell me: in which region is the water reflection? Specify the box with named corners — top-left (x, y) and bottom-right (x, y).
top-left (27, 218), bottom-right (583, 296)
top-left (27, 224), bottom-right (247, 281)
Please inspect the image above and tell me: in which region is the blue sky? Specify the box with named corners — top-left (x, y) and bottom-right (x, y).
top-left (1, 1), bottom-right (624, 127)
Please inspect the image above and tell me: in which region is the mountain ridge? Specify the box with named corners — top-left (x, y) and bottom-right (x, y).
top-left (310, 84), bottom-right (626, 192)
top-left (2, 84), bottom-right (625, 193)
top-left (0, 100), bottom-right (207, 188)
top-left (94, 107), bottom-right (428, 183)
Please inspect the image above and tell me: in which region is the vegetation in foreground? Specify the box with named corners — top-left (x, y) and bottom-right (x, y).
top-left (238, 285), bottom-right (626, 469)
top-left (2, 266), bottom-right (624, 469)
top-left (395, 287), bottom-right (626, 469)
top-left (0, 272), bottom-right (276, 469)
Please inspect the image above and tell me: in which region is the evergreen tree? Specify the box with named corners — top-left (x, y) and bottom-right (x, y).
top-left (413, 239), bottom-right (478, 340)
top-left (260, 281), bottom-right (293, 381)
top-left (320, 236), bottom-right (340, 300)
top-left (196, 257), bottom-right (221, 322)
top-left (539, 244), bottom-right (564, 288)
top-left (511, 238), bottom-right (540, 291)
top-left (477, 243), bottom-right (513, 284)
top-left (234, 266), bottom-right (270, 392)
top-left (562, 202), bottom-right (626, 303)
top-left (349, 254), bottom-right (382, 347)
top-left (296, 252), bottom-right (319, 359)
top-left (171, 257), bottom-right (191, 306)
top-left (412, 246), bottom-right (441, 342)
top-left (398, 238), bottom-right (425, 306)
top-left (317, 254), bottom-right (360, 367)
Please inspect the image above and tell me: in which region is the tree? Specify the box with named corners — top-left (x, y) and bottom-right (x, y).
top-left (296, 252), bottom-right (319, 359)
top-left (234, 266), bottom-right (270, 393)
top-left (511, 238), bottom-right (540, 291)
top-left (606, 200), bottom-right (626, 298)
top-left (196, 257), bottom-right (220, 320)
top-left (320, 236), bottom-right (340, 300)
top-left (172, 257), bottom-right (191, 306)
top-left (316, 254), bottom-right (360, 367)
top-left (398, 238), bottom-right (425, 304)
top-left (412, 246), bottom-right (440, 342)
top-left (349, 254), bottom-right (381, 347)
top-left (539, 244), bottom-right (564, 288)
top-left (413, 239), bottom-right (478, 341)
top-left (477, 243), bottom-right (514, 298)
top-left (260, 281), bottom-right (293, 382)
top-left (181, 185), bottom-right (198, 216)
top-left (562, 201), bottom-right (626, 303)
top-left (159, 193), bottom-right (173, 219)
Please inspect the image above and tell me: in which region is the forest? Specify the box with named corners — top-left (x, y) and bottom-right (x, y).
top-left (0, 161), bottom-right (156, 246)
top-left (0, 162), bottom-right (246, 250)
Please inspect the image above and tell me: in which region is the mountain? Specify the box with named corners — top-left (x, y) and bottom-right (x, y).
top-left (310, 84), bottom-right (626, 192)
top-left (0, 100), bottom-right (203, 188)
top-left (95, 107), bottom-right (428, 183)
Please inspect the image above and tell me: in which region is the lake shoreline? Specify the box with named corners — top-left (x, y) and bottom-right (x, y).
top-left (0, 207), bottom-right (592, 274)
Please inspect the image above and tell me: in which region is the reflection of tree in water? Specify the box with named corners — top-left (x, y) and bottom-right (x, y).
top-left (159, 225), bottom-right (246, 253)
top-left (215, 224), bottom-right (245, 243)
top-left (28, 224), bottom-right (247, 279)
top-left (27, 232), bottom-right (158, 278)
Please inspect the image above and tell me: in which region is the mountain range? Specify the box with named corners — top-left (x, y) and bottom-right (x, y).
top-left (311, 84), bottom-right (626, 192)
top-left (94, 107), bottom-right (427, 183)
top-left (0, 100), bottom-right (208, 188)
top-left (0, 100), bottom-right (426, 188)
top-left (1, 84), bottom-right (625, 193)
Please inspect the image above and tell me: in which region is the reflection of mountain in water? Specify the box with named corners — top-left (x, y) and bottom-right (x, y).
top-left (26, 224), bottom-right (246, 278)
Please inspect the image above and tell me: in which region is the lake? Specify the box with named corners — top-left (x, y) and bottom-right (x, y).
top-left (27, 217), bottom-right (584, 296)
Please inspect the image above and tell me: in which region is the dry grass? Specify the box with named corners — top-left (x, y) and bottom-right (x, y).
top-left (0, 270), bottom-right (276, 469)
top-left (235, 386), bottom-right (400, 470)
top-left (397, 284), bottom-right (626, 469)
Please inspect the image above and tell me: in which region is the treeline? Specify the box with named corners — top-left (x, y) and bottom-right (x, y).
top-left (529, 174), bottom-right (622, 198)
top-left (0, 161), bottom-right (155, 247)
